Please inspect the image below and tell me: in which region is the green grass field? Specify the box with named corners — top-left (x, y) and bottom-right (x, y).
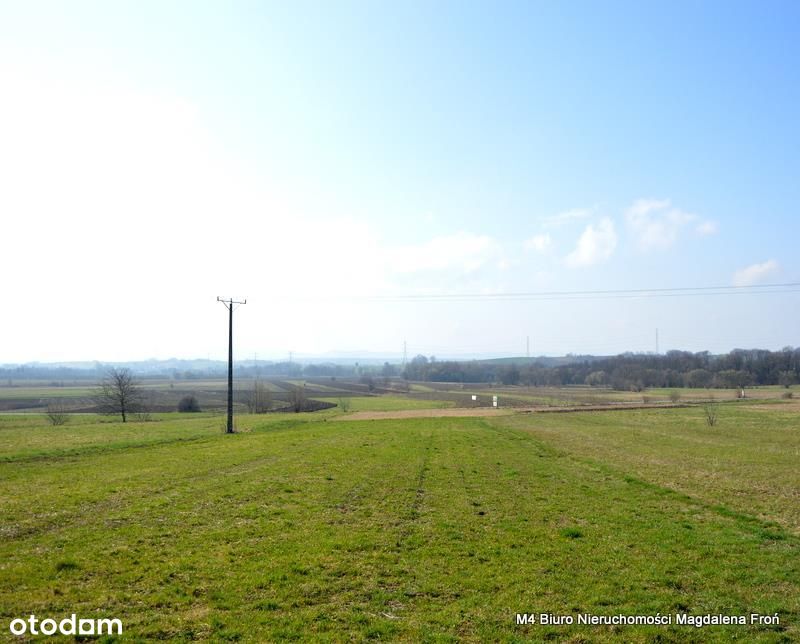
top-left (1, 406), bottom-right (798, 641)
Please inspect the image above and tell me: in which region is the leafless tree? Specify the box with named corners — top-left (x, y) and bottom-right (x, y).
top-left (46, 400), bottom-right (70, 426)
top-left (288, 384), bottom-right (307, 413)
top-left (94, 367), bottom-right (144, 423)
top-left (245, 380), bottom-right (272, 413)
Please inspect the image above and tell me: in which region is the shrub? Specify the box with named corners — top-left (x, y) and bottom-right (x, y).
top-left (46, 401), bottom-right (70, 426)
top-left (782, 391), bottom-right (793, 399)
top-left (668, 390), bottom-right (680, 403)
top-left (178, 395), bottom-right (201, 413)
top-left (704, 400), bottom-right (719, 426)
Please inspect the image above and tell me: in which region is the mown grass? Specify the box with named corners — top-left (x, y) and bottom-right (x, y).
top-left (0, 410), bottom-right (798, 641)
top-left (0, 412), bottom-right (328, 463)
top-left (497, 405), bottom-right (800, 534)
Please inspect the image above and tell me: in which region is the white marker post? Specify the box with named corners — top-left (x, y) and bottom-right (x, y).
top-left (492, 395), bottom-right (498, 408)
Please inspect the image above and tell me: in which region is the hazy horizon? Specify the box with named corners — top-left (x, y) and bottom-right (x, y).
top-left (4, 338), bottom-right (798, 369)
top-left (2, 2), bottom-right (798, 363)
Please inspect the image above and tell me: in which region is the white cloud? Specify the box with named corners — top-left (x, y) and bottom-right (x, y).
top-left (539, 207), bottom-right (594, 227)
top-left (523, 233), bottom-right (552, 253)
top-left (695, 220), bottom-right (719, 236)
top-left (391, 232), bottom-right (501, 274)
top-left (732, 260), bottom-right (780, 287)
top-left (625, 198), bottom-right (699, 250)
top-left (565, 218), bottom-right (617, 268)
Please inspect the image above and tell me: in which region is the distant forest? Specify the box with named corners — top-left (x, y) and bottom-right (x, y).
top-left (401, 348), bottom-right (800, 390)
top-left (2, 348), bottom-right (798, 391)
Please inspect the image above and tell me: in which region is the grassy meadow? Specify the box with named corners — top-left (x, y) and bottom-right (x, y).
top-left (1, 398), bottom-right (798, 641)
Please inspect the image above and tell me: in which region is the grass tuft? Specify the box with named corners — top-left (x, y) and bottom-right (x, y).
top-left (560, 527), bottom-right (584, 539)
top-left (55, 560), bottom-right (80, 572)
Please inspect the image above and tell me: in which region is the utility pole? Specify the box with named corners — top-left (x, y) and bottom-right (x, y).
top-left (656, 328), bottom-right (659, 355)
top-left (526, 335), bottom-right (530, 359)
top-left (403, 340), bottom-right (407, 368)
top-left (217, 296), bottom-right (246, 434)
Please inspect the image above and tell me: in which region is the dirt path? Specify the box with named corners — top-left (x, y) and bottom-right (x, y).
top-left (341, 402), bottom-right (700, 421)
top-left (341, 408), bottom-right (514, 421)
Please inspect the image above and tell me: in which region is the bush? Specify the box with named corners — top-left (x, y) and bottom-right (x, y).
top-left (178, 395), bottom-right (201, 413)
top-left (782, 391), bottom-right (793, 399)
top-left (668, 390), bottom-right (680, 403)
top-left (704, 400), bottom-right (719, 426)
top-left (46, 401), bottom-right (70, 426)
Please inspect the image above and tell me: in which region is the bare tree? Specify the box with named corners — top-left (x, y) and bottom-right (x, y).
top-left (46, 400), bottom-right (70, 426)
top-left (245, 380), bottom-right (272, 414)
top-left (288, 384), bottom-right (307, 413)
top-left (94, 367), bottom-right (143, 423)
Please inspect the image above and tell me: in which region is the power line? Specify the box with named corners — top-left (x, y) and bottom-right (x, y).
top-left (338, 282), bottom-right (800, 302)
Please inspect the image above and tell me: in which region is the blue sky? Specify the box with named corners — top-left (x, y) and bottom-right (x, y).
top-left (1, 1), bottom-right (798, 362)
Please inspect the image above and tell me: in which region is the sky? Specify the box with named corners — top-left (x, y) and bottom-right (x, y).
top-left (1, 0), bottom-right (798, 363)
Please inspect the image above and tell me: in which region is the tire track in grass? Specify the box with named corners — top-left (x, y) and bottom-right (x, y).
top-left (349, 423), bottom-right (435, 624)
top-left (396, 427), bottom-right (433, 546)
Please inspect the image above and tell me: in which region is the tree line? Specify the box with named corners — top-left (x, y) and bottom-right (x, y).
top-left (401, 348), bottom-right (800, 390)
top-left (5, 348), bottom-right (799, 392)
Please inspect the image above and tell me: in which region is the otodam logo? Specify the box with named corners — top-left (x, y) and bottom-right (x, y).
top-left (8, 614), bottom-right (122, 637)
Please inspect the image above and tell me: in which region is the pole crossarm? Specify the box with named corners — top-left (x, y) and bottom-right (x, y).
top-left (217, 296), bottom-right (247, 309)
